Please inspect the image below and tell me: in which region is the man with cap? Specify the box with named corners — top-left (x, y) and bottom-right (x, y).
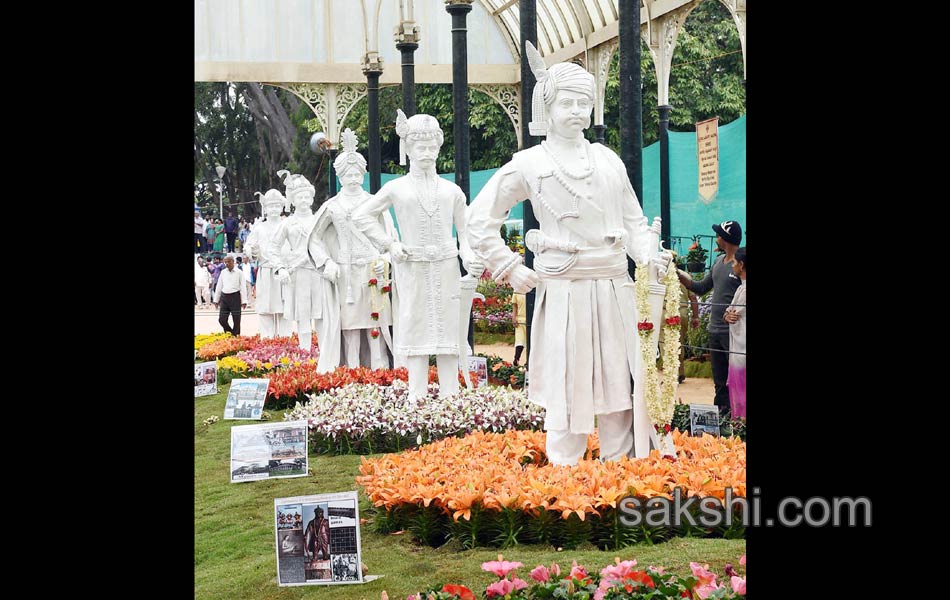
top-left (677, 220), bottom-right (743, 415)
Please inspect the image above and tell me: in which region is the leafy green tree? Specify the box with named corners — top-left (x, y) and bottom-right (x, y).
top-left (335, 84), bottom-right (519, 175)
top-left (600, 0), bottom-right (745, 152)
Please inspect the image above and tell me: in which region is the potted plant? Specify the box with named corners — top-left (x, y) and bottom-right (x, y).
top-left (685, 238), bottom-right (708, 273)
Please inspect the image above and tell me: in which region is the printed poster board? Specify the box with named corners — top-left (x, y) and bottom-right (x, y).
top-left (223, 378), bottom-right (270, 420)
top-left (689, 404), bottom-right (721, 437)
top-left (195, 361), bottom-right (218, 397)
top-left (467, 356), bottom-right (488, 387)
top-left (274, 491), bottom-right (365, 586)
top-left (231, 420), bottom-right (308, 483)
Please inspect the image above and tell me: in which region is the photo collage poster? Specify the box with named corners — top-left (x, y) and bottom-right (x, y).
top-left (230, 420), bottom-right (308, 483)
top-left (223, 378), bottom-right (270, 420)
top-left (467, 356), bottom-right (488, 387)
top-left (689, 404), bottom-right (721, 437)
top-left (194, 360), bottom-right (218, 397)
top-left (274, 491), bottom-right (363, 586)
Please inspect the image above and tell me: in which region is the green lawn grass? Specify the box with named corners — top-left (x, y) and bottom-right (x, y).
top-left (473, 331), bottom-right (515, 346)
top-left (195, 390), bottom-right (744, 599)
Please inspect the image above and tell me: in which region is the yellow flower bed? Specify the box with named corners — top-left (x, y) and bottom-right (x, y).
top-left (194, 332), bottom-right (231, 351)
top-left (217, 356), bottom-right (249, 373)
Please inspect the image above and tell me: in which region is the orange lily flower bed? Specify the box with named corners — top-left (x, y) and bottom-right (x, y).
top-left (357, 429), bottom-right (745, 547)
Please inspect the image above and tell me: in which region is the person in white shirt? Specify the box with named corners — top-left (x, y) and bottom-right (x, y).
top-left (213, 256), bottom-right (248, 335)
top-left (235, 256), bottom-right (254, 308)
top-left (194, 210), bottom-right (207, 253)
top-left (195, 256), bottom-right (212, 308)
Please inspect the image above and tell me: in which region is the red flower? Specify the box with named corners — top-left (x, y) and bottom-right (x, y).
top-left (509, 375), bottom-right (517, 384)
top-left (381, 285), bottom-right (391, 293)
top-left (370, 328), bottom-right (380, 338)
top-left (368, 278), bottom-right (378, 286)
top-left (371, 312), bottom-right (380, 320)
top-left (665, 316), bottom-right (681, 326)
top-left (442, 584), bottom-right (475, 600)
top-left (664, 423), bottom-right (671, 433)
top-left (624, 571), bottom-right (656, 589)
top-left (637, 321), bottom-right (654, 331)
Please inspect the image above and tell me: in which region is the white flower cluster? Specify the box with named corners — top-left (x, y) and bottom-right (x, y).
top-left (284, 379), bottom-right (545, 443)
top-left (657, 264), bottom-right (682, 426)
top-left (202, 415), bottom-right (219, 427)
top-left (635, 262), bottom-right (681, 432)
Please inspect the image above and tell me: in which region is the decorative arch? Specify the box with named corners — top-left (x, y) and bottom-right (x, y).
top-left (264, 83), bottom-right (370, 146)
top-left (471, 83), bottom-right (522, 147)
top-left (717, 0), bottom-right (746, 78)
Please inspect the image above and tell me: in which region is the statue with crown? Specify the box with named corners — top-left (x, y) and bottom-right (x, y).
top-left (244, 187), bottom-right (295, 339)
top-left (307, 128), bottom-right (398, 371)
top-left (352, 111), bottom-right (482, 402)
top-left (467, 42), bottom-right (677, 466)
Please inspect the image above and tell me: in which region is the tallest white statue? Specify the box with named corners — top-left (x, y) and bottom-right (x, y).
top-left (466, 42), bottom-right (672, 466)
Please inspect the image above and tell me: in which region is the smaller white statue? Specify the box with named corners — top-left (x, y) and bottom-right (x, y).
top-left (271, 172), bottom-right (326, 351)
top-left (308, 128), bottom-right (397, 371)
top-left (244, 189), bottom-right (295, 338)
top-left (353, 111), bottom-right (480, 400)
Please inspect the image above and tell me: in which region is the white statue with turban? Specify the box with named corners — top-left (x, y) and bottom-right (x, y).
top-left (271, 171), bottom-right (327, 352)
top-left (244, 189), bottom-right (295, 338)
top-left (307, 128), bottom-right (397, 370)
top-left (467, 42), bottom-right (672, 466)
top-left (353, 111), bottom-right (481, 401)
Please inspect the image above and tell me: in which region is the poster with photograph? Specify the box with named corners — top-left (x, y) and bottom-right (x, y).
top-left (223, 378), bottom-right (270, 420)
top-left (689, 404), bottom-right (721, 437)
top-left (467, 356), bottom-right (488, 387)
top-left (274, 491), bottom-right (364, 586)
top-left (194, 361), bottom-right (218, 397)
top-left (230, 420), bottom-right (308, 483)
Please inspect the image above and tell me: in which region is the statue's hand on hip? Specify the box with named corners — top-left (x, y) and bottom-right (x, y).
top-left (323, 260), bottom-right (340, 281)
top-left (390, 241), bottom-right (409, 263)
top-left (507, 264), bottom-right (539, 294)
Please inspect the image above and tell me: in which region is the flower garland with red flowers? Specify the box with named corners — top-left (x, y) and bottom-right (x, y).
top-left (368, 258), bottom-right (391, 341)
top-left (633, 259), bottom-right (682, 438)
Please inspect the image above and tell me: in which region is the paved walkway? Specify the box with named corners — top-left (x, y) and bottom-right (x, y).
top-left (195, 308), bottom-right (715, 404)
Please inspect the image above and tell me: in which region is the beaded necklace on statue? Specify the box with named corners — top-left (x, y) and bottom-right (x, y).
top-left (542, 140), bottom-right (594, 179)
top-left (410, 172), bottom-right (440, 219)
top-left (536, 140), bottom-right (597, 221)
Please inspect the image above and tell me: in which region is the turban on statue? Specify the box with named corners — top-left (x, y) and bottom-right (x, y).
top-left (525, 41), bottom-right (595, 136)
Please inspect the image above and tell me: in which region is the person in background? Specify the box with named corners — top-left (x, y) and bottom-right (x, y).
top-left (238, 221), bottom-right (251, 252)
top-left (213, 255), bottom-right (247, 335)
top-left (724, 247), bottom-right (746, 419)
top-left (677, 220), bottom-right (742, 416)
top-left (212, 218), bottom-right (226, 252)
top-left (195, 256), bottom-right (211, 308)
top-left (205, 218), bottom-right (215, 253)
top-left (194, 210), bottom-right (207, 253)
top-left (225, 212), bottom-right (239, 252)
top-left (236, 255), bottom-right (254, 308)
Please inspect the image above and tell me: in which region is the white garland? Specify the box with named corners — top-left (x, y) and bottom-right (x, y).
top-left (634, 261), bottom-right (682, 434)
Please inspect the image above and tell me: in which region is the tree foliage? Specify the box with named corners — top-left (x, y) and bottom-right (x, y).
top-left (195, 82), bottom-right (330, 219)
top-left (334, 84), bottom-right (519, 175)
top-left (194, 1), bottom-right (743, 207)
top-left (600, 0), bottom-right (745, 152)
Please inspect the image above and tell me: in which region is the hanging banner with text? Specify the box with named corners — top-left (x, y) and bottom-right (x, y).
top-left (696, 117), bottom-right (719, 204)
